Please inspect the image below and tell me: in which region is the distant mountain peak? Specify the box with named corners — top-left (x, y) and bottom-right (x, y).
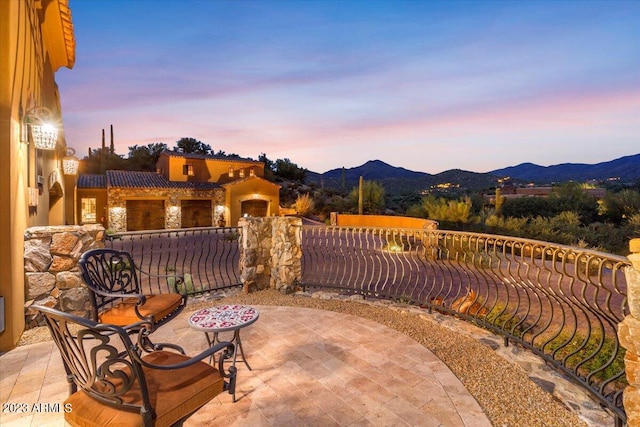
top-left (490, 153), bottom-right (640, 183)
top-left (305, 153), bottom-right (640, 194)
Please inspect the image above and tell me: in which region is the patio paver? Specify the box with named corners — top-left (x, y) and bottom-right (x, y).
top-left (0, 305), bottom-right (491, 426)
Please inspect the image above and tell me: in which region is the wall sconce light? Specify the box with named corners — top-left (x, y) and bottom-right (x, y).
top-left (25, 107), bottom-right (58, 150)
top-left (62, 147), bottom-right (79, 175)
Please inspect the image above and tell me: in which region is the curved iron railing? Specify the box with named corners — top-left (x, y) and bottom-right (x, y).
top-left (101, 224), bottom-right (630, 424)
top-left (301, 226), bottom-right (630, 425)
top-left (105, 227), bottom-right (241, 295)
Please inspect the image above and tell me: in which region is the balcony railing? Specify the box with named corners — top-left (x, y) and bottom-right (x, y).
top-left (301, 226), bottom-right (630, 425)
top-left (104, 224), bottom-right (630, 424)
top-left (105, 227), bottom-right (241, 295)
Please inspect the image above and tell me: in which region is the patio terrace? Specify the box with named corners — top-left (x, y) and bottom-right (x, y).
top-left (1, 290), bottom-right (605, 426)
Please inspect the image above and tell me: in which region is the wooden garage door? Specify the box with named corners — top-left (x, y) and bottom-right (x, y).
top-left (241, 200), bottom-right (268, 217)
top-left (126, 200), bottom-right (165, 231)
top-left (181, 200), bottom-right (212, 228)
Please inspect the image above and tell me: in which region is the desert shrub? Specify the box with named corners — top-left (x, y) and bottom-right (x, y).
top-left (295, 193), bottom-right (315, 217)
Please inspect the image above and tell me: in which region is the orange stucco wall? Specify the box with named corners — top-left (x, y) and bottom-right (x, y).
top-left (160, 153), bottom-right (264, 184)
top-left (0, 0), bottom-right (75, 351)
top-left (333, 214), bottom-right (438, 230)
top-left (225, 177), bottom-right (280, 227)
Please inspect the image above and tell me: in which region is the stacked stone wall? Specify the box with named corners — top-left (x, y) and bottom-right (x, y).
top-left (239, 217), bottom-right (302, 294)
top-left (618, 238), bottom-right (640, 426)
top-left (23, 224), bottom-right (105, 327)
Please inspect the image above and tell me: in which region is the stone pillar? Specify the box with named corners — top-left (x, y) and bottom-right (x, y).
top-left (618, 238), bottom-right (640, 426)
top-left (23, 224), bottom-right (105, 327)
top-left (165, 194), bottom-right (181, 229)
top-left (330, 212), bottom-right (337, 226)
top-left (108, 206), bottom-right (127, 232)
top-left (239, 217), bottom-right (302, 294)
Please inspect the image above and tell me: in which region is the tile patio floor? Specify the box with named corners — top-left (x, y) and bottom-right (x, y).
top-left (0, 305), bottom-right (491, 426)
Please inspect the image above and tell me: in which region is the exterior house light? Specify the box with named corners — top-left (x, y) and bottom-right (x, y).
top-left (25, 107), bottom-right (58, 150)
top-left (62, 147), bottom-right (79, 175)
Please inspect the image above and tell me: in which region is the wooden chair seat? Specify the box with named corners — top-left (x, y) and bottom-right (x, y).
top-left (99, 294), bottom-right (184, 326)
top-left (64, 351), bottom-right (225, 427)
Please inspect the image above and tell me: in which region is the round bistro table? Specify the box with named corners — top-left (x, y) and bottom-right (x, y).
top-left (188, 304), bottom-right (259, 371)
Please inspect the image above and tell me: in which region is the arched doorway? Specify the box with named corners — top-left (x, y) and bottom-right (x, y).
top-left (241, 199), bottom-right (268, 217)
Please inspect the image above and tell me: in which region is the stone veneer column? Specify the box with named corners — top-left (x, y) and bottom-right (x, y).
top-left (238, 217), bottom-right (302, 294)
top-left (618, 238), bottom-right (640, 426)
top-left (23, 224), bottom-right (105, 327)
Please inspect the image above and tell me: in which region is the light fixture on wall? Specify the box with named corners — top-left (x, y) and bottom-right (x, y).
top-left (62, 147), bottom-right (79, 175)
top-left (25, 107), bottom-right (58, 150)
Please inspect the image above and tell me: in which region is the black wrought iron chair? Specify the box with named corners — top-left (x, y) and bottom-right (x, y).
top-left (79, 248), bottom-right (187, 351)
top-left (33, 305), bottom-right (237, 427)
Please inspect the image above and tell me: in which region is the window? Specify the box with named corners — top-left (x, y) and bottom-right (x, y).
top-left (239, 168), bottom-right (245, 178)
top-left (228, 167), bottom-right (234, 178)
top-left (81, 198), bottom-right (97, 223)
top-left (250, 168), bottom-right (255, 177)
top-left (183, 164), bottom-right (194, 176)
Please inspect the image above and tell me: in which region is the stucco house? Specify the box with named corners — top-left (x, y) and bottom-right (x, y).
top-left (1, 0), bottom-right (76, 350)
top-left (76, 150), bottom-right (281, 231)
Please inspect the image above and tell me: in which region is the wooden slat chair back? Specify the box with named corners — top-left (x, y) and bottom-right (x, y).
top-left (33, 305), bottom-right (237, 427)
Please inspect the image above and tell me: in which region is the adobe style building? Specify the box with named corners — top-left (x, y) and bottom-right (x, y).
top-left (0, 0), bottom-right (76, 350)
top-left (76, 151), bottom-right (281, 231)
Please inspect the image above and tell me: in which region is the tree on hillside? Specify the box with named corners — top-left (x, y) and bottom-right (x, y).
top-left (79, 147), bottom-right (127, 174)
top-left (128, 143), bottom-right (168, 171)
top-left (598, 189), bottom-right (640, 224)
top-left (174, 137), bottom-right (212, 155)
top-left (214, 150), bottom-right (241, 158)
top-left (549, 182), bottom-right (598, 224)
top-left (420, 195), bottom-right (473, 227)
top-left (258, 153), bottom-right (276, 181)
top-left (257, 154), bottom-right (307, 183)
top-left (348, 180), bottom-right (385, 214)
top-left (274, 158), bottom-right (307, 182)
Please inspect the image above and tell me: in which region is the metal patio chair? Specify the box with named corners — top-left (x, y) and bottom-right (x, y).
top-left (79, 248), bottom-right (187, 351)
top-left (33, 305), bottom-right (237, 427)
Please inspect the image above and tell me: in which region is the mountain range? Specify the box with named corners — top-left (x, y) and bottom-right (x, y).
top-left (490, 154), bottom-right (640, 183)
top-left (306, 153), bottom-right (640, 194)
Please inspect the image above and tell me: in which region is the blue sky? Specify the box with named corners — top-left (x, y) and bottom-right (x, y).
top-left (57, 0), bottom-right (640, 174)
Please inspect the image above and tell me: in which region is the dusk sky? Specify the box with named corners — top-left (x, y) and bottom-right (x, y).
top-left (57, 0), bottom-right (640, 174)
